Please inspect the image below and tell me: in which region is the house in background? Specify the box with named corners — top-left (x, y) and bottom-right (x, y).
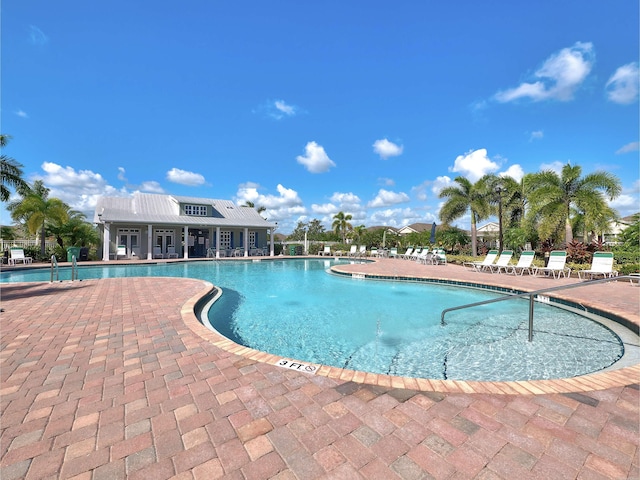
top-left (396, 222), bottom-right (432, 236)
top-left (94, 192), bottom-right (276, 261)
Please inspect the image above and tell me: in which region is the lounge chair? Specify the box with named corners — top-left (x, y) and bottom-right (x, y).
top-left (347, 245), bottom-right (357, 257)
top-left (116, 245), bottom-right (127, 260)
top-left (578, 252), bottom-right (618, 280)
top-left (501, 251), bottom-right (535, 275)
top-left (388, 247), bottom-right (398, 258)
top-left (464, 250), bottom-right (498, 272)
top-left (416, 249), bottom-right (431, 263)
top-left (166, 245), bottom-right (179, 258)
top-left (409, 247), bottom-right (423, 261)
top-left (488, 250), bottom-right (513, 273)
top-left (399, 247), bottom-right (413, 260)
top-left (357, 245), bottom-right (367, 257)
top-left (8, 247), bottom-right (32, 265)
top-left (533, 250), bottom-right (571, 279)
top-left (433, 248), bottom-right (447, 265)
top-left (153, 246), bottom-right (164, 259)
top-left (319, 245), bottom-right (332, 256)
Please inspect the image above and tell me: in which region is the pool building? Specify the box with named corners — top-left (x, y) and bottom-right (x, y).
top-left (94, 192), bottom-right (277, 261)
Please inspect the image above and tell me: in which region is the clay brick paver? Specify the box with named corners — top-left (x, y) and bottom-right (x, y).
top-left (1, 259), bottom-right (638, 479)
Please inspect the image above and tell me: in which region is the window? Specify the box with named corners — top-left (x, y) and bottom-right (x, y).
top-left (220, 231), bottom-right (231, 249)
top-left (249, 231), bottom-right (256, 248)
top-left (184, 204), bottom-right (208, 216)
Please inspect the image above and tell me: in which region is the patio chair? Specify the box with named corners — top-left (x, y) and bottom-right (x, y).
top-left (8, 247), bottom-right (32, 265)
top-left (409, 247), bottom-right (423, 261)
top-left (166, 245), bottom-right (179, 258)
top-left (370, 247), bottom-right (379, 257)
top-left (388, 247), bottom-right (398, 258)
top-left (464, 250), bottom-right (498, 272)
top-left (116, 245), bottom-right (127, 260)
top-left (347, 245), bottom-right (358, 257)
top-left (416, 249), bottom-right (431, 264)
top-left (578, 252), bottom-right (618, 280)
top-left (488, 250), bottom-right (513, 273)
top-left (357, 245), bottom-right (367, 257)
top-left (501, 251), bottom-right (535, 275)
top-left (532, 251), bottom-right (571, 279)
top-left (319, 245), bottom-right (332, 256)
top-left (433, 248), bottom-right (447, 265)
top-left (399, 247), bottom-right (413, 260)
top-left (153, 246), bottom-right (164, 259)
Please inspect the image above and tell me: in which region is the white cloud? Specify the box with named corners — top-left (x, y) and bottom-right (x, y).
top-left (367, 189), bottom-right (410, 208)
top-left (450, 149), bottom-right (499, 182)
top-left (494, 42), bottom-right (594, 103)
top-left (431, 176), bottom-right (453, 196)
top-left (329, 192), bottom-right (362, 209)
top-left (379, 177), bottom-right (395, 187)
top-left (166, 168), bottom-right (206, 186)
top-left (605, 62), bottom-right (639, 105)
top-left (499, 164), bottom-right (525, 182)
top-left (28, 25), bottom-right (48, 45)
top-left (139, 181), bottom-right (164, 193)
top-left (36, 162), bottom-right (123, 214)
top-left (255, 99), bottom-right (300, 120)
top-left (296, 141), bottom-right (336, 173)
top-left (235, 182), bottom-right (306, 229)
top-left (616, 142), bottom-right (639, 154)
top-left (539, 161), bottom-right (565, 174)
top-left (529, 130), bottom-right (544, 142)
top-left (373, 138), bottom-right (403, 159)
top-left (117, 167), bottom-right (127, 182)
top-left (15, 110), bottom-right (28, 118)
top-left (368, 208), bottom-right (428, 228)
top-left (274, 100), bottom-right (295, 116)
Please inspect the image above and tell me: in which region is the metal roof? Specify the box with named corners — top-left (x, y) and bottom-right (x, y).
top-left (94, 192), bottom-right (274, 228)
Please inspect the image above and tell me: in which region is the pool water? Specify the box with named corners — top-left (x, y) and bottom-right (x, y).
top-left (2, 259), bottom-right (624, 381)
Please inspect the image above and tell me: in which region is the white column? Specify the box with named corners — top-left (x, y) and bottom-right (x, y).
top-left (244, 227), bottom-right (249, 257)
top-left (102, 223), bottom-right (111, 261)
top-left (270, 228), bottom-right (274, 256)
top-left (147, 225), bottom-right (153, 260)
top-left (183, 226), bottom-right (189, 259)
top-left (216, 227), bottom-right (221, 258)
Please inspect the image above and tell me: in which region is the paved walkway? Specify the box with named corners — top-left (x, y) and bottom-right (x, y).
top-left (1, 259), bottom-right (638, 479)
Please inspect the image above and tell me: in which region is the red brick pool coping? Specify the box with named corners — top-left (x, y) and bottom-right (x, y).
top-left (1, 258), bottom-right (638, 479)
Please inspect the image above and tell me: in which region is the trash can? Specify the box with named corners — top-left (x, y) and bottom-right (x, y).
top-left (67, 247), bottom-right (81, 262)
top-left (79, 247), bottom-right (89, 261)
top-left (295, 245), bottom-right (303, 255)
top-left (288, 245), bottom-right (297, 256)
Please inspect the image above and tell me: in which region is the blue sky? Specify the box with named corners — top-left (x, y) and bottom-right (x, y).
top-left (2, 1), bottom-right (639, 233)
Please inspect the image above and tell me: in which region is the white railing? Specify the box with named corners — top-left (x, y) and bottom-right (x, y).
top-left (1, 239), bottom-right (57, 251)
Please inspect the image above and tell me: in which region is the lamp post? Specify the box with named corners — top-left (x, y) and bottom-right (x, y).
top-left (495, 186), bottom-right (503, 251)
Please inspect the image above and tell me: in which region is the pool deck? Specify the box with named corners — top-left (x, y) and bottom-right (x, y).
top-left (1, 257), bottom-right (638, 479)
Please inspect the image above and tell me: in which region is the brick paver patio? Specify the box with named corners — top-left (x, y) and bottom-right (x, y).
top-left (1, 258), bottom-right (638, 479)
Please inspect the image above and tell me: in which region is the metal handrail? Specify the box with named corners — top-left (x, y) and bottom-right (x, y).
top-left (440, 275), bottom-right (636, 342)
top-left (71, 255), bottom-right (78, 281)
top-left (50, 255), bottom-right (59, 282)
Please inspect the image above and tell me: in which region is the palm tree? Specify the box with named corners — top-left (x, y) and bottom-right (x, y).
top-left (0, 134), bottom-right (29, 202)
top-left (439, 177), bottom-right (490, 256)
top-left (332, 211), bottom-right (353, 243)
top-left (525, 163), bottom-right (621, 245)
top-left (9, 180), bottom-right (70, 256)
top-left (243, 200), bottom-right (266, 215)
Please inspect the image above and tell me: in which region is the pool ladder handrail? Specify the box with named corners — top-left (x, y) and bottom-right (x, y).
top-left (50, 255), bottom-right (59, 282)
top-left (440, 275), bottom-right (637, 342)
top-left (50, 254), bottom-right (79, 282)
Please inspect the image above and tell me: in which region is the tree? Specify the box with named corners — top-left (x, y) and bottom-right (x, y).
top-left (48, 208), bottom-right (99, 249)
top-left (306, 219), bottom-right (325, 240)
top-left (243, 201), bottom-right (266, 216)
top-left (439, 177), bottom-right (490, 256)
top-left (332, 211), bottom-right (353, 243)
top-left (525, 163), bottom-right (621, 245)
top-left (8, 180), bottom-right (70, 256)
top-left (0, 134), bottom-right (29, 202)
top-left (618, 214), bottom-right (639, 250)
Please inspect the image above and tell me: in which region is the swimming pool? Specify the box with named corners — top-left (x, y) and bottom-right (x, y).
top-left (1, 258), bottom-right (628, 381)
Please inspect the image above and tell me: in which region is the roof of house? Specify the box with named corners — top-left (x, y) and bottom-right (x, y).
top-left (94, 192), bottom-right (274, 228)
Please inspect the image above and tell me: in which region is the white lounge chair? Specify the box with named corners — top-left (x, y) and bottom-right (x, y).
top-left (388, 247), bottom-right (398, 258)
top-left (8, 247), bottom-right (32, 265)
top-left (533, 250), bottom-right (571, 279)
top-left (319, 245), bottom-right (332, 256)
top-left (416, 249), bottom-right (431, 263)
top-left (358, 245), bottom-right (367, 257)
top-left (502, 251), bottom-right (535, 275)
top-left (409, 247), bottom-right (423, 261)
top-left (464, 250), bottom-right (498, 272)
top-left (488, 250), bottom-right (513, 273)
top-left (347, 245), bottom-right (358, 257)
top-left (433, 248), bottom-right (447, 265)
top-left (116, 245), bottom-right (127, 260)
top-left (578, 252), bottom-right (618, 280)
top-left (399, 247), bottom-right (413, 260)
top-left (153, 246), bottom-right (164, 259)
top-left (370, 247), bottom-right (379, 257)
